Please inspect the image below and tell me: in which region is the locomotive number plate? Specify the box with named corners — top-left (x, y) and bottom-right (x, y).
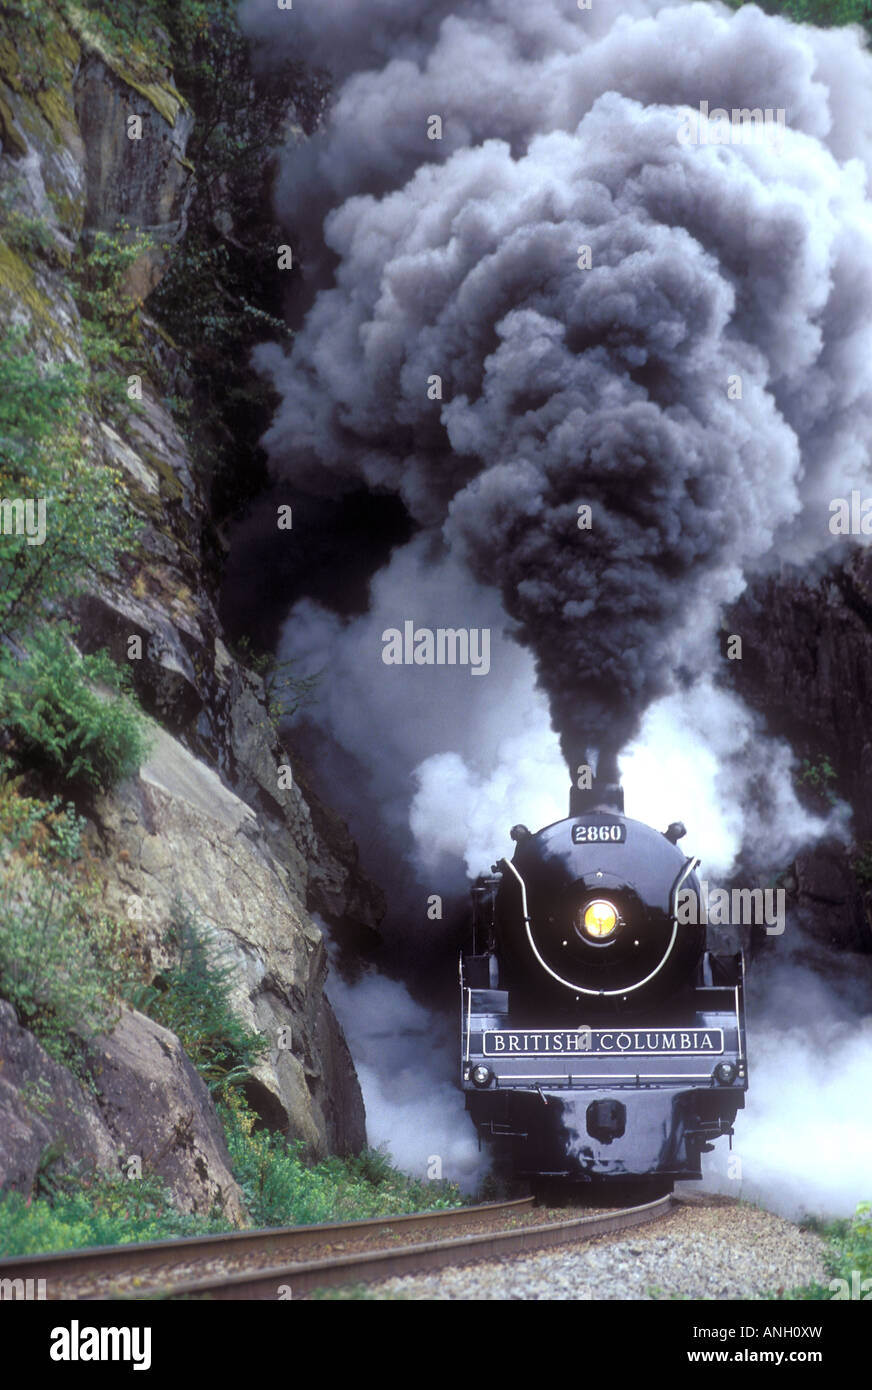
top-left (572, 822), bottom-right (626, 844)
top-left (483, 1028), bottom-right (724, 1056)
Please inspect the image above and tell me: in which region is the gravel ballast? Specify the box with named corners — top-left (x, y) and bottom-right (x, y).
top-left (362, 1195), bottom-right (830, 1300)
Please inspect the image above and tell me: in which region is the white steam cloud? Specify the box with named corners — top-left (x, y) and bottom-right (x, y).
top-left (323, 937), bottom-right (487, 1187)
top-left (620, 681), bottom-right (849, 878)
top-left (699, 950), bottom-right (872, 1219)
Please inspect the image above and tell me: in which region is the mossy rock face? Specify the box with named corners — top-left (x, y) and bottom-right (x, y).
top-left (2, 3), bottom-right (190, 272)
top-left (46, 188), bottom-right (85, 238)
top-left (141, 446), bottom-right (185, 503)
top-left (0, 14), bottom-right (81, 140)
top-left (0, 35), bottom-right (24, 93)
top-left (5, 81), bottom-right (87, 243)
top-left (0, 91), bottom-right (27, 157)
top-left (0, 236), bottom-right (78, 353)
top-left (35, 83), bottom-right (77, 144)
top-left (73, 54), bottom-right (194, 298)
top-left (63, 3), bottom-right (186, 127)
top-left (0, 10), bottom-right (86, 246)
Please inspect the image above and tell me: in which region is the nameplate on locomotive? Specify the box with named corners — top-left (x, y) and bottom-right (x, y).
top-left (482, 1028), bottom-right (724, 1056)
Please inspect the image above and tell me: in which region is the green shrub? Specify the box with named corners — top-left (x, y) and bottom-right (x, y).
top-left (795, 756), bottom-right (838, 808)
top-left (126, 900), bottom-right (265, 1097)
top-left (831, 1201), bottom-right (872, 1281)
top-left (69, 225), bottom-right (154, 413)
top-left (0, 192), bottom-right (55, 262)
top-left (0, 626), bottom-right (150, 796)
top-left (0, 1176), bottom-right (222, 1258)
top-left (765, 1202), bottom-right (872, 1299)
top-left (0, 780), bottom-right (130, 1060)
top-left (221, 1092), bottom-right (463, 1228)
top-left (230, 636), bottom-right (322, 731)
top-left (0, 333), bottom-right (140, 642)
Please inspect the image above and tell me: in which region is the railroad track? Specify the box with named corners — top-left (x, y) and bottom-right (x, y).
top-left (0, 1197), bottom-right (533, 1299)
top-left (0, 1193), bottom-right (674, 1300)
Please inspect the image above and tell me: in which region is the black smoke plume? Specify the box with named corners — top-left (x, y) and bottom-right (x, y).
top-left (241, 0), bottom-right (872, 774)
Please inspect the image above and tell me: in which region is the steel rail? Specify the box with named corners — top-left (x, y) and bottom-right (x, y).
top-left (0, 1196), bottom-right (534, 1292)
top-left (107, 1193), bottom-right (675, 1300)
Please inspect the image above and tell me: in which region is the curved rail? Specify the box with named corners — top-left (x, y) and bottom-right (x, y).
top-left (0, 1197), bottom-right (534, 1296)
top-left (112, 1193), bottom-right (675, 1300)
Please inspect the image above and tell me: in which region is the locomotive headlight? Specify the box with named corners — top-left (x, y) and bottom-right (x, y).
top-left (471, 1065), bottom-right (492, 1088)
top-left (714, 1061), bottom-right (737, 1085)
top-left (581, 899), bottom-right (619, 941)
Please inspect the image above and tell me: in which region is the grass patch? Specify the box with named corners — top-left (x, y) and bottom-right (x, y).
top-left (764, 1202), bottom-right (872, 1299)
top-left (221, 1091), bottom-right (463, 1229)
top-left (0, 1175), bottom-right (223, 1258)
top-left (0, 1096), bottom-right (464, 1257)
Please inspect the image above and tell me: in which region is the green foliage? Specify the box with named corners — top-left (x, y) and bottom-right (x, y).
top-left (0, 184), bottom-right (55, 262)
top-left (1, 0), bottom-right (71, 93)
top-left (70, 226), bottom-right (153, 414)
top-left (221, 1091), bottom-right (463, 1228)
top-left (725, 0), bottom-right (872, 25)
top-left (0, 625), bottom-right (150, 796)
top-left (126, 900), bottom-right (265, 1097)
top-left (795, 756), bottom-right (838, 808)
top-left (72, 226), bottom-right (152, 343)
top-left (0, 779), bottom-right (129, 1060)
top-left (232, 636), bottom-right (321, 730)
top-left (60, 0), bottom-right (172, 70)
top-left (0, 1175), bottom-right (222, 1257)
top-left (827, 1199), bottom-right (872, 1283)
top-left (764, 1202), bottom-right (872, 1299)
top-left (2, 209), bottom-right (54, 259)
top-left (851, 841), bottom-right (872, 885)
top-left (0, 332), bottom-right (140, 642)
top-left (0, 1095), bottom-right (463, 1256)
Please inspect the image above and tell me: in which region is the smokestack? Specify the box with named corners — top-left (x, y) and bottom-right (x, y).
top-left (569, 748), bottom-right (624, 818)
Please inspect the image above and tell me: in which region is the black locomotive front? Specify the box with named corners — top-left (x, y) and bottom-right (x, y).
top-left (460, 791), bottom-right (748, 1183)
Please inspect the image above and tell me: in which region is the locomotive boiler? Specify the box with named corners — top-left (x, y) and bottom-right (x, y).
top-left (460, 769), bottom-right (747, 1185)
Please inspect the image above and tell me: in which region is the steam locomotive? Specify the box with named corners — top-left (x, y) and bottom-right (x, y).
top-left (460, 770), bottom-right (747, 1185)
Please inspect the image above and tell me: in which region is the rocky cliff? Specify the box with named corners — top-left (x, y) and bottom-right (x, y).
top-left (727, 551), bottom-right (872, 971)
top-left (0, 3), bottom-right (380, 1218)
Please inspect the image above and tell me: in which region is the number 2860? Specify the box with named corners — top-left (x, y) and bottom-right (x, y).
top-left (572, 823), bottom-right (626, 844)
